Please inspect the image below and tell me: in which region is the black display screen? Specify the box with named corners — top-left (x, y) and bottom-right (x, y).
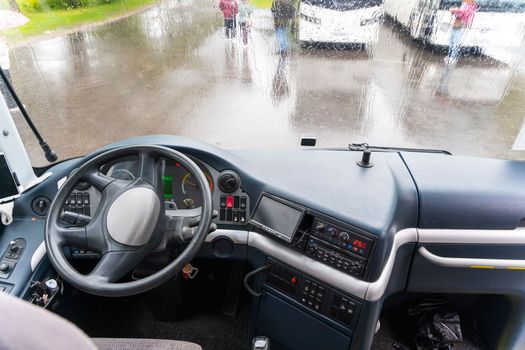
top-left (251, 196), bottom-right (303, 243)
top-left (0, 154), bottom-right (19, 202)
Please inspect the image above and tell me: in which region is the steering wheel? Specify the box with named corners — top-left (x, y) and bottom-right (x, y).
top-left (45, 145), bottom-right (213, 297)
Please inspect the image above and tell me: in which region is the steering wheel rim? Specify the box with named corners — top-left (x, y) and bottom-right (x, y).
top-left (45, 144), bottom-right (213, 297)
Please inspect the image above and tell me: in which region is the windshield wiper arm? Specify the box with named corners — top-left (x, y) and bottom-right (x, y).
top-left (0, 66), bottom-right (57, 163)
top-left (348, 143), bottom-right (451, 155)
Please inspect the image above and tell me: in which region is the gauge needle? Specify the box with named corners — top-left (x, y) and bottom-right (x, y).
top-left (185, 180), bottom-right (197, 187)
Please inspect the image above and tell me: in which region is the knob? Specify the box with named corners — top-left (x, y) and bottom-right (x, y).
top-left (45, 279), bottom-right (59, 293)
top-left (308, 247), bottom-right (316, 254)
top-left (31, 196), bottom-right (51, 216)
top-left (9, 240), bottom-right (19, 252)
top-left (339, 232), bottom-right (350, 242)
top-left (357, 150), bottom-right (373, 168)
top-left (0, 262), bottom-right (9, 272)
top-left (315, 222), bottom-right (326, 232)
top-left (327, 227), bottom-right (337, 238)
top-left (218, 170), bottom-right (241, 193)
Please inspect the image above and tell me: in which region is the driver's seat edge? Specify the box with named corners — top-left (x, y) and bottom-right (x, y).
top-left (0, 292), bottom-right (202, 350)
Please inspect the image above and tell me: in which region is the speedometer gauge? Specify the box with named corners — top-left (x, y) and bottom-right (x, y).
top-left (163, 159), bottom-right (214, 209)
top-left (181, 172), bottom-right (214, 195)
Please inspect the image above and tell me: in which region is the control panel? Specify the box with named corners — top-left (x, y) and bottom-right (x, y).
top-left (264, 259), bottom-right (360, 328)
top-left (0, 238), bottom-right (25, 279)
top-left (299, 217), bottom-right (373, 280)
top-left (250, 194), bottom-right (375, 280)
top-left (63, 190), bottom-right (91, 216)
top-left (310, 218), bottom-right (372, 258)
top-left (305, 237), bottom-right (366, 277)
top-left (219, 194), bottom-right (249, 224)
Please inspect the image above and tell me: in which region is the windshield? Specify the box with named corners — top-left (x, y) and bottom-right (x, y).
top-left (0, 0), bottom-right (524, 166)
top-left (440, 0), bottom-right (525, 12)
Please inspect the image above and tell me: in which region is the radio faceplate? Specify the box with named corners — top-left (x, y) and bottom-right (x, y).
top-left (298, 217), bottom-right (374, 280)
top-left (305, 237), bottom-right (367, 278)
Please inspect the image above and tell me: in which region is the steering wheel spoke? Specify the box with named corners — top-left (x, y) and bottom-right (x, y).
top-left (54, 222), bottom-right (107, 253)
top-left (55, 225), bottom-right (87, 248)
top-left (138, 151), bottom-right (160, 187)
top-left (85, 169), bottom-right (115, 191)
top-left (165, 209), bottom-right (218, 243)
top-left (88, 250), bottom-right (144, 283)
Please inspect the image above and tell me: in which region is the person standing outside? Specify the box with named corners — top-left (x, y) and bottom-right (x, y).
top-left (271, 0), bottom-right (296, 54)
top-left (238, 0), bottom-right (253, 45)
top-left (220, 0), bottom-right (239, 39)
top-left (446, 0), bottom-right (477, 65)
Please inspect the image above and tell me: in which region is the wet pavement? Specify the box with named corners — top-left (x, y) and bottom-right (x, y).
top-left (5, 0), bottom-right (525, 166)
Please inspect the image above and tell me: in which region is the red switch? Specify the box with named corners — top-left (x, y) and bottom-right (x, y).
top-left (226, 196), bottom-right (234, 208)
top-left (291, 277), bottom-right (297, 284)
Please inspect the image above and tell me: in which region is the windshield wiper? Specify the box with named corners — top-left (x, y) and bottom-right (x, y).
top-left (0, 67), bottom-right (57, 162)
top-left (348, 143), bottom-right (451, 155)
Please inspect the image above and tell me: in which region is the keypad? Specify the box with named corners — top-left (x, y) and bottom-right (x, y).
top-left (299, 279), bottom-right (325, 312)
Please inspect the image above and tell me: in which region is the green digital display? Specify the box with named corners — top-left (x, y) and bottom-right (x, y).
top-left (162, 175), bottom-right (173, 199)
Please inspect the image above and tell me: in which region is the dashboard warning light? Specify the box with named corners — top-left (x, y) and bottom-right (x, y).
top-left (291, 277), bottom-right (297, 284)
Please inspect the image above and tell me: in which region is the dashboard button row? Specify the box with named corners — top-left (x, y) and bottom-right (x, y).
top-left (330, 294), bottom-right (356, 325)
top-left (64, 191), bottom-right (91, 216)
top-left (219, 195), bottom-right (248, 224)
top-left (306, 238), bottom-right (366, 277)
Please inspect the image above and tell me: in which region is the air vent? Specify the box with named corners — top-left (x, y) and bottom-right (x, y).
top-left (218, 170), bottom-right (241, 193)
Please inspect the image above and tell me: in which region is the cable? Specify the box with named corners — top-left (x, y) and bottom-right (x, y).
top-left (243, 265), bottom-right (268, 297)
top-left (292, 229), bottom-right (308, 247)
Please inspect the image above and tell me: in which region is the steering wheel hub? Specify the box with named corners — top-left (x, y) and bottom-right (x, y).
top-left (106, 187), bottom-right (161, 247)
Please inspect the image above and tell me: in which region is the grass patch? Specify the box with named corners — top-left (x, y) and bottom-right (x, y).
top-left (2, 0), bottom-right (156, 41)
top-left (250, 0), bottom-right (271, 9)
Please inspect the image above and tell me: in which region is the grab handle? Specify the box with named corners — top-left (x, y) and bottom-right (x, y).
top-left (418, 247), bottom-right (525, 270)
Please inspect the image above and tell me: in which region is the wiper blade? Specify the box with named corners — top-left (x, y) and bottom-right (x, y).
top-left (0, 66), bottom-right (57, 162)
top-left (348, 143), bottom-right (451, 155)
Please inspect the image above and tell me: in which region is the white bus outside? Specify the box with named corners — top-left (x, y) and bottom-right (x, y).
top-left (384, 0), bottom-right (525, 51)
top-left (298, 0), bottom-right (384, 45)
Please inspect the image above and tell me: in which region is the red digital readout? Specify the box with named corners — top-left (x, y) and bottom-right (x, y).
top-left (352, 239), bottom-right (367, 249)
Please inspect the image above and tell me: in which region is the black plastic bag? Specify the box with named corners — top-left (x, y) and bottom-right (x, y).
top-left (408, 296), bottom-right (463, 350)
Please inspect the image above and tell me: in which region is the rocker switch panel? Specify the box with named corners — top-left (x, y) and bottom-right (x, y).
top-left (0, 238), bottom-right (25, 279)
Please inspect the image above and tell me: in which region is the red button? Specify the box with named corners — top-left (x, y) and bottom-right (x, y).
top-left (291, 277), bottom-right (297, 284)
top-left (226, 196), bottom-right (234, 208)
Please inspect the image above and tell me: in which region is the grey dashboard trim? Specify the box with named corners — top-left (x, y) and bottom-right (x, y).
top-left (31, 241), bottom-right (46, 272)
top-left (29, 228), bottom-right (525, 299)
top-left (364, 228), bottom-right (418, 301)
top-left (418, 228), bottom-right (525, 244)
top-left (205, 229), bottom-right (249, 245)
top-left (418, 246), bottom-right (525, 270)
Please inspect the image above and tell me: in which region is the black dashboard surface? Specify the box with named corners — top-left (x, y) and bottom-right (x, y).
top-left (89, 135), bottom-right (419, 238)
top-left (402, 152), bottom-right (525, 230)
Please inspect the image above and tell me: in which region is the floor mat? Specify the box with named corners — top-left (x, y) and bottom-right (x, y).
top-left (56, 288), bottom-right (249, 350)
